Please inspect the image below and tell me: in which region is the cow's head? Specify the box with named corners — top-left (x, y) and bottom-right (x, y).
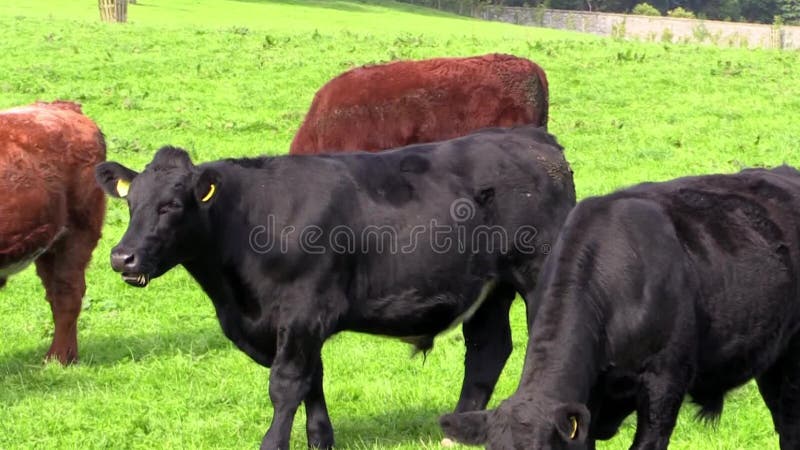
top-left (95, 146), bottom-right (220, 287)
top-left (439, 395), bottom-right (590, 450)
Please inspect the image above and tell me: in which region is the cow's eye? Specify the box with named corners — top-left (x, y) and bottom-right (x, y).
top-left (157, 201), bottom-right (182, 215)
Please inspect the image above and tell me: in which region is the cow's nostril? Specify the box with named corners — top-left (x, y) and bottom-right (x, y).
top-left (110, 250), bottom-right (137, 271)
top-left (123, 254), bottom-right (136, 266)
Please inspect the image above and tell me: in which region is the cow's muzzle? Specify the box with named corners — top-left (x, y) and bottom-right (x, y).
top-left (111, 248), bottom-right (150, 287)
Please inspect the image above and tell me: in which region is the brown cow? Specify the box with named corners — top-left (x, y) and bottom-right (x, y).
top-left (289, 53), bottom-right (549, 154)
top-left (0, 100), bottom-right (106, 364)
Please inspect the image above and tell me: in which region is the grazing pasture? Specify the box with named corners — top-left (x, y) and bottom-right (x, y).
top-left (0, 0), bottom-right (799, 449)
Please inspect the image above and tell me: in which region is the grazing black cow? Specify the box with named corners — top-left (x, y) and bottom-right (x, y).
top-left (94, 126), bottom-right (575, 450)
top-left (440, 165), bottom-right (800, 450)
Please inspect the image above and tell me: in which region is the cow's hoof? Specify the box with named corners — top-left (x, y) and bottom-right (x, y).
top-left (307, 435), bottom-right (334, 450)
top-left (45, 348), bottom-right (78, 365)
top-left (308, 444), bottom-right (333, 450)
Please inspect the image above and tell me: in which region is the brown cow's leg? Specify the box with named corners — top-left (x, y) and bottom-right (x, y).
top-left (34, 229), bottom-right (97, 365)
top-left (0, 277), bottom-right (6, 289)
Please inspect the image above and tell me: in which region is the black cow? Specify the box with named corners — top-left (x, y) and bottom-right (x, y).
top-left (441, 166), bottom-right (800, 450)
top-left (94, 126), bottom-right (576, 450)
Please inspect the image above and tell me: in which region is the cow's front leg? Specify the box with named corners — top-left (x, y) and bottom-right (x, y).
top-left (304, 356), bottom-right (334, 449)
top-left (261, 323), bottom-right (325, 450)
top-left (630, 365), bottom-right (690, 450)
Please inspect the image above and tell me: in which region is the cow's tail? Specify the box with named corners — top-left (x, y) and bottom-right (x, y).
top-left (693, 393), bottom-right (724, 423)
top-left (532, 65), bottom-right (549, 129)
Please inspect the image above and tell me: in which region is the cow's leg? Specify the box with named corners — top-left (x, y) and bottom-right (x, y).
top-left (0, 277), bottom-right (6, 288)
top-left (593, 396), bottom-right (636, 441)
top-left (510, 262), bottom-right (543, 331)
top-left (629, 363), bottom-right (690, 450)
top-left (757, 338), bottom-right (800, 449)
top-left (455, 283), bottom-right (515, 412)
top-left (588, 381), bottom-right (637, 442)
top-left (757, 361), bottom-right (785, 435)
top-left (34, 230), bottom-right (95, 365)
top-left (304, 356), bottom-right (334, 449)
top-left (261, 323), bottom-right (326, 450)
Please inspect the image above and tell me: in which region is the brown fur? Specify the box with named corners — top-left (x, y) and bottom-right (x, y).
top-left (289, 53), bottom-right (549, 154)
top-left (0, 100), bottom-right (106, 364)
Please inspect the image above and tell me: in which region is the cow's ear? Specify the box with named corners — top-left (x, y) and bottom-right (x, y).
top-left (194, 168), bottom-right (221, 206)
top-left (554, 402), bottom-right (590, 443)
top-left (95, 162), bottom-right (138, 199)
top-left (439, 411), bottom-right (489, 445)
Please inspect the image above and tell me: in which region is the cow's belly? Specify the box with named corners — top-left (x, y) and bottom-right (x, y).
top-left (348, 280), bottom-right (497, 350)
top-left (0, 173), bottom-right (66, 274)
top-left (0, 226), bottom-right (64, 277)
top-left (0, 254), bottom-right (40, 278)
top-left (694, 333), bottom-right (787, 391)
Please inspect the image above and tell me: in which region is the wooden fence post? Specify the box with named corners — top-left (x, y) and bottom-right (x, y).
top-left (99, 0), bottom-right (128, 23)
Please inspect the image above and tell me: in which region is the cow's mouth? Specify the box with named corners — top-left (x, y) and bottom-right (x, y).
top-left (121, 272), bottom-right (149, 287)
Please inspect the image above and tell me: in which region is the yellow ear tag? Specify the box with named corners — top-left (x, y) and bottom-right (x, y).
top-left (201, 183), bottom-right (216, 202)
top-left (569, 416), bottom-right (578, 440)
top-left (116, 179), bottom-right (130, 198)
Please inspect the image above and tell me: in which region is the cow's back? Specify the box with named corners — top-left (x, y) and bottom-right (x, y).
top-left (289, 54), bottom-right (548, 154)
top-left (313, 125), bottom-right (571, 216)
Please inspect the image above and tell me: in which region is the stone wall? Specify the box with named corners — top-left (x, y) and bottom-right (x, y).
top-left (476, 7), bottom-right (800, 49)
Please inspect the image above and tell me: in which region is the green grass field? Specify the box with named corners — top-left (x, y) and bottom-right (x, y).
top-left (1, 0), bottom-right (799, 448)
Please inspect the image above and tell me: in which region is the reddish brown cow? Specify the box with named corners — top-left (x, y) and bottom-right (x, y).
top-left (290, 53), bottom-right (549, 154)
top-left (0, 100), bottom-right (106, 364)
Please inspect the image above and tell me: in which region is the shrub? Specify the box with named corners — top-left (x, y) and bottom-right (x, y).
top-left (668, 7), bottom-right (695, 18)
top-left (632, 3), bottom-right (661, 16)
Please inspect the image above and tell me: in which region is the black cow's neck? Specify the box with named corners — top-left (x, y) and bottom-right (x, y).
top-left (517, 293), bottom-right (605, 404)
top-left (180, 203), bottom-right (277, 367)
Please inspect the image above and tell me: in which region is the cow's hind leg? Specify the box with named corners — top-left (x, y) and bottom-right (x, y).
top-left (34, 229), bottom-right (97, 364)
top-left (757, 337), bottom-right (800, 449)
top-left (758, 363), bottom-right (785, 437)
top-left (304, 356), bottom-right (334, 449)
top-left (454, 283), bottom-right (515, 412)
